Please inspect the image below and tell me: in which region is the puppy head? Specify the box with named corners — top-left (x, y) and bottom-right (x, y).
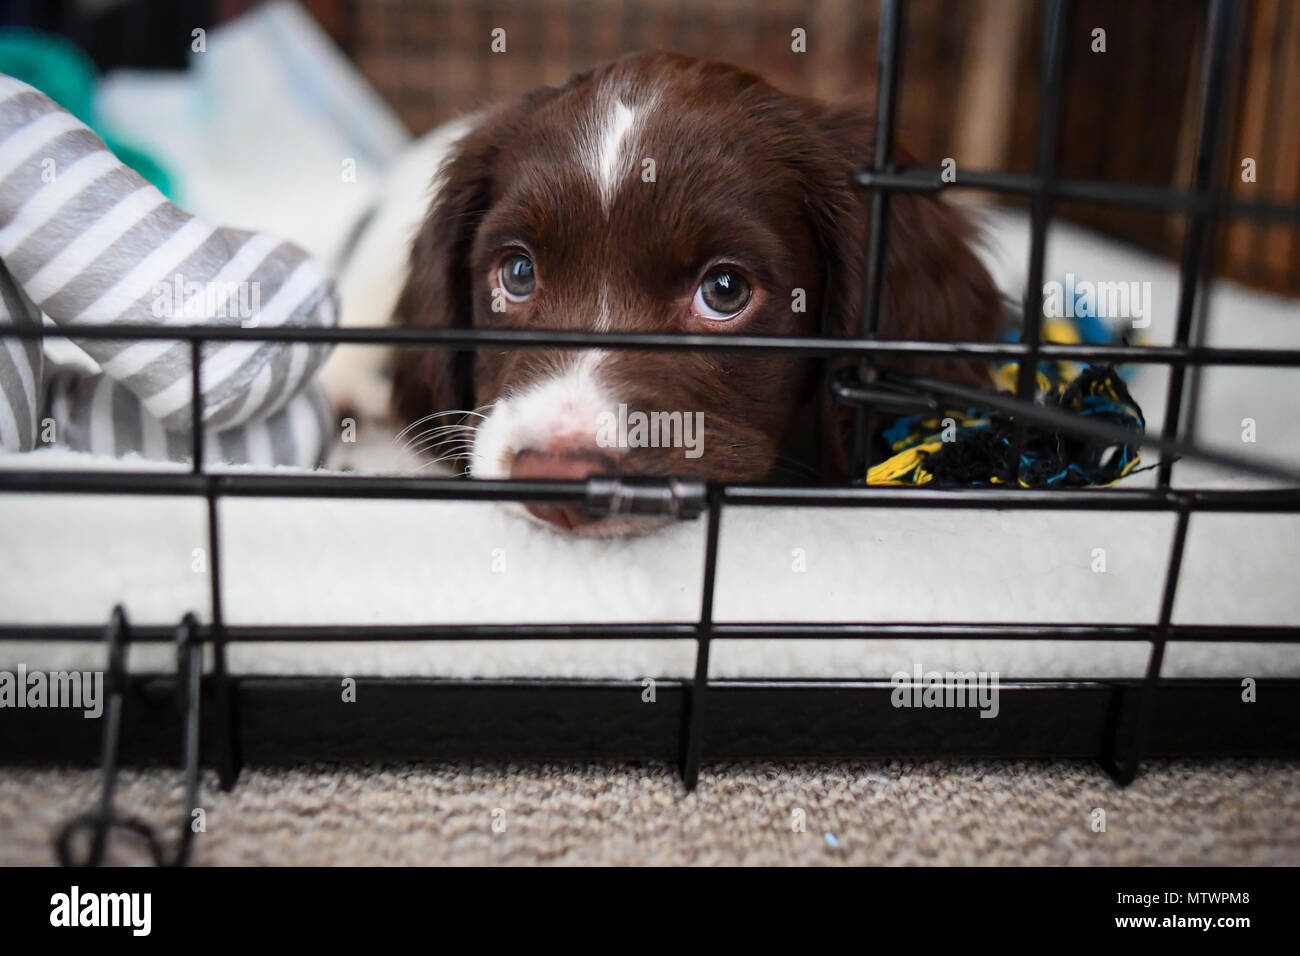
top-left (393, 52), bottom-right (1000, 532)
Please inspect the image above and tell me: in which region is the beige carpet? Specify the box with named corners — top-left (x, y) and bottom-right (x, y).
top-left (2, 758), bottom-right (1297, 865)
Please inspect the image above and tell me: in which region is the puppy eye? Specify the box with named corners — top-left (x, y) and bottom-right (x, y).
top-left (498, 253), bottom-right (536, 301)
top-left (693, 268), bottom-right (751, 320)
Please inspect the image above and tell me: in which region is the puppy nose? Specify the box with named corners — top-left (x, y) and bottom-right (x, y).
top-left (511, 448), bottom-right (619, 530)
top-left (512, 448), bottom-right (617, 481)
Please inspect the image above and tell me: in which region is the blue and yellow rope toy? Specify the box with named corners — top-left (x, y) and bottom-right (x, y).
top-left (867, 314), bottom-right (1148, 489)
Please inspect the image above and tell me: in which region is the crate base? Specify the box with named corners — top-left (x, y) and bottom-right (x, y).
top-left (3, 677), bottom-right (1297, 770)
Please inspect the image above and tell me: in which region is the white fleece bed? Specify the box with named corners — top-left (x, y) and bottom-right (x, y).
top-left (2, 211), bottom-right (1299, 683)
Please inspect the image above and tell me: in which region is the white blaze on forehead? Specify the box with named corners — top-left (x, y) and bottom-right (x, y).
top-left (582, 97), bottom-right (639, 211)
top-left (583, 92), bottom-right (645, 329)
top-left (599, 101), bottom-right (636, 203)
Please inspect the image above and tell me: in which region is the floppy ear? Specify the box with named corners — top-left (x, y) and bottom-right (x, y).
top-left (391, 87), bottom-right (573, 449)
top-left (389, 119), bottom-right (500, 435)
top-left (803, 101), bottom-right (1005, 479)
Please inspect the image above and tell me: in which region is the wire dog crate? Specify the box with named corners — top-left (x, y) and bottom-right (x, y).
top-left (2, 0), bottom-right (1300, 866)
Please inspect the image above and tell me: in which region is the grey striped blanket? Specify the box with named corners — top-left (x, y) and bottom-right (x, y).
top-left (0, 75), bottom-right (337, 467)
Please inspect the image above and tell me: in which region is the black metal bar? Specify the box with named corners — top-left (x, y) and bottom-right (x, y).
top-left (679, 485), bottom-right (723, 790)
top-left (54, 606), bottom-right (129, 866)
top-left (3, 323), bottom-right (1300, 366)
top-left (168, 613), bottom-right (202, 866)
top-left (189, 339), bottom-right (203, 473)
top-left (187, 320), bottom-right (239, 789)
top-left (1158, 0), bottom-right (1235, 486)
top-left (206, 488), bottom-right (240, 790)
top-left (1, 621), bottom-right (1297, 645)
top-left (3, 469), bottom-right (1300, 510)
top-left (705, 622), bottom-right (1297, 644)
top-left (1100, 508), bottom-right (1191, 784)
top-left (1012, 0), bottom-right (1068, 477)
top-left (91, 608), bottom-right (129, 861)
top-left (1181, 275), bottom-right (1215, 451)
top-left (718, 483), bottom-right (1300, 510)
top-left (848, 0), bottom-right (904, 479)
top-left (850, 168), bottom-right (1300, 223)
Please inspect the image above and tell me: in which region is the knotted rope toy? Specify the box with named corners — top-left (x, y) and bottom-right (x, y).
top-left (867, 315), bottom-right (1148, 489)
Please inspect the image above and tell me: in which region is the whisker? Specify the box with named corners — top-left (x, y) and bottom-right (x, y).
top-left (397, 424), bottom-right (479, 455)
top-left (402, 438), bottom-right (477, 458)
top-left (392, 409), bottom-right (486, 444)
top-left (408, 440), bottom-right (476, 457)
top-left (402, 424), bottom-right (478, 444)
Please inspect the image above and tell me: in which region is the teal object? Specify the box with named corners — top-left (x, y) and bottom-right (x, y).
top-left (0, 28), bottom-right (174, 198)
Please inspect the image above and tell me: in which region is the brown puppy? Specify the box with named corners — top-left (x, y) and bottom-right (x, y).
top-left (390, 51), bottom-right (1001, 532)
